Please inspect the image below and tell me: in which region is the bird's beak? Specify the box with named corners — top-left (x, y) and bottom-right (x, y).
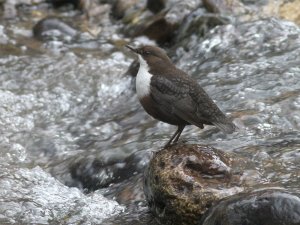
top-left (126, 45), bottom-right (139, 54)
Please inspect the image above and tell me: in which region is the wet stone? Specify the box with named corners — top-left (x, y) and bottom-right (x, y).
top-left (144, 144), bottom-right (244, 225)
top-left (111, 0), bottom-right (140, 20)
top-left (123, 0), bottom-right (200, 43)
top-left (175, 8), bottom-right (232, 42)
top-left (124, 12), bottom-right (177, 44)
top-left (279, 0), bottom-right (300, 25)
top-left (0, 167), bottom-right (124, 224)
top-left (200, 189), bottom-right (300, 225)
top-left (147, 0), bottom-right (166, 13)
top-left (202, 0), bottom-right (247, 15)
top-left (103, 175), bottom-right (145, 205)
top-left (2, 0), bottom-right (45, 18)
top-left (70, 149), bottom-right (152, 191)
top-left (33, 17), bottom-right (79, 42)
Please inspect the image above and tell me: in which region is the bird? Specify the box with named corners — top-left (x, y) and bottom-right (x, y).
top-left (126, 45), bottom-right (236, 148)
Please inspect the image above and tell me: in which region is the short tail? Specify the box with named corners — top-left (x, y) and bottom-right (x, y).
top-left (213, 120), bottom-right (236, 134)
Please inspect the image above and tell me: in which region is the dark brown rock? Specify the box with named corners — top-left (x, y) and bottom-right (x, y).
top-left (50, 0), bottom-right (81, 8)
top-left (111, 0), bottom-right (139, 20)
top-left (147, 0), bottom-right (166, 13)
top-left (144, 144), bottom-right (244, 225)
top-left (127, 12), bottom-right (176, 43)
top-left (123, 0), bottom-right (200, 43)
top-left (201, 189), bottom-right (300, 225)
top-left (2, 0), bottom-right (44, 19)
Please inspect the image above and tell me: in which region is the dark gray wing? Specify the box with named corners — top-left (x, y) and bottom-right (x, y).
top-left (150, 75), bottom-right (236, 133)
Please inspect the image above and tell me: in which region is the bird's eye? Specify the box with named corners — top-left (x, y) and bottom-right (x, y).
top-left (144, 51), bottom-right (150, 55)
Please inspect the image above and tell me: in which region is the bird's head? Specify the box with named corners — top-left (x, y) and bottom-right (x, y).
top-left (126, 45), bottom-right (173, 67)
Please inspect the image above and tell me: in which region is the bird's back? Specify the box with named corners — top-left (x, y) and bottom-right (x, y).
top-left (150, 65), bottom-right (236, 134)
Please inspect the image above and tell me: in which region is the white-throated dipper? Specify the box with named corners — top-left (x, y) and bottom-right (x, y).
top-left (126, 45), bottom-right (236, 147)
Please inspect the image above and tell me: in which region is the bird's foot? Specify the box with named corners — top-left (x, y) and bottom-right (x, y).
top-left (163, 139), bottom-right (188, 149)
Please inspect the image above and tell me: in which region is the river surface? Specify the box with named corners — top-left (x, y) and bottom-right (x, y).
top-left (0, 1), bottom-right (300, 224)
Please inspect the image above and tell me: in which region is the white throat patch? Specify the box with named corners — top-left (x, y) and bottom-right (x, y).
top-left (136, 55), bottom-right (152, 99)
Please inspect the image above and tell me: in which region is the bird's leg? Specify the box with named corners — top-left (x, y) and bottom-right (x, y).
top-left (164, 127), bottom-right (180, 148)
top-left (173, 125), bottom-right (185, 144)
top-left (164, 125), bottom-right (185, 148)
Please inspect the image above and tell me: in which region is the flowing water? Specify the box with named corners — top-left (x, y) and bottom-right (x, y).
top-left (0, 2), bottom-right (300, 224)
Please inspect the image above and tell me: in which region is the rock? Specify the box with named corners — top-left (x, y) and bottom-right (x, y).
top-left (111, 0), bottom-right (146, 21)
top-left (111, 0), bottom-right (139, 20)
top-left (202, 0), bottom-right (247, 15)
top-left (175, 8), bottom-right (231, 42)
top-left (3, 1), bottom-right (17, 19)
top-left (144, 144), bottom-right (244, 225)
top-left (126, 12), bottom-right (176, 43)
top-left (49, 0), bottom-right (81, 8)
top-left (70, 149), bottom-right (152, 191)
top-left (33, 17), bottom-right (79, 41)
top-left (256, 0), bottom-right (300, 26)
top-left (2, 0), bottom-right (44, 18)
top-left (174, 18), bottom-right (300, 75)
top-left (81, 1), bottom-right (111, 25)
top-left (123, 0), bottom-right (200, 43)
top-left (50, 0), bottom-right (112, 26)
top-left (0, 167), bottom-right (124, 224)
top-left (104, 175), bottom-right (145, 205)
top-left (279, 0), bottom-right (300, 25)
top-left (200, 189), bottom-right (300, 225)
top-left (147, 0), bottom-right (166, 13)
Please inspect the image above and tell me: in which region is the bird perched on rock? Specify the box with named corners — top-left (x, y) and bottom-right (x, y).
top-left (126, 45), bottom-right (235, 147)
